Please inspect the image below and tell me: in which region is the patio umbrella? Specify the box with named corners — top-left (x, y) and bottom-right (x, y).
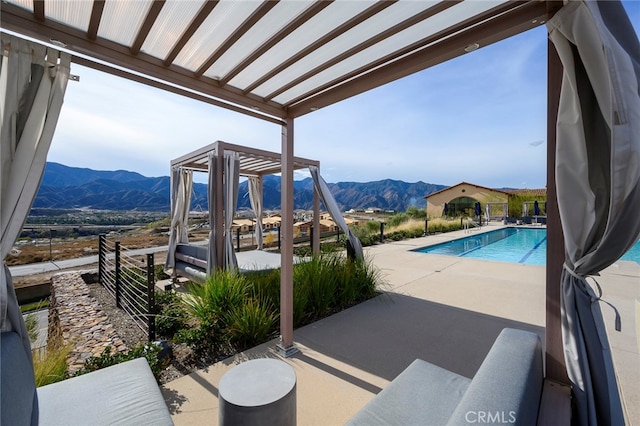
top-left (443, 203), bottom-right (448, 216)
top-left (534, 200), bottom-right (540, 216)
top-left (474, 202), bottom-right (481, 216)
top-left (548, 1), bottom-right (640, 424)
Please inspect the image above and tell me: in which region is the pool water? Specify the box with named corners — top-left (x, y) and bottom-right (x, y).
top-left (415, 228), bottom-right (640, 266)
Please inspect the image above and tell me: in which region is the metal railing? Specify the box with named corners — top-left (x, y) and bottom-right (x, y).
top-left (98, 235), bottom-right (155, 341)
top-left (463, 218), bottom-right (482, 234)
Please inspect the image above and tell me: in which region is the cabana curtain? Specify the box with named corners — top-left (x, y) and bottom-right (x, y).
top-left (224, 152), bottom-right (240, 269)
top-left (165, 167), bottom-right (193, 270)
top-left (248, 176), bottom-right (263, 250)
top-left (207, 154), bottom-right (217, 273)
top-left (0, 34), bottom-right (70, 422)
top-left (309, 166), bottom-right (363, 260)
top-left (548, 1), bottom-right (640, 424)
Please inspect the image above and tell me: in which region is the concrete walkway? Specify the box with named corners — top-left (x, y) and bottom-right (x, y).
top-left (162, 227), bottom-right (640, 425)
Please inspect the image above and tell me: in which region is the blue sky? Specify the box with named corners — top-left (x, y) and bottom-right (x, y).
top-left (48, 2), bottom-right (639, 189)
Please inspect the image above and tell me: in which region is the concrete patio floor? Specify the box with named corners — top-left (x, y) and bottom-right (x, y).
top-left (162, 225), bottom-right (640, 425)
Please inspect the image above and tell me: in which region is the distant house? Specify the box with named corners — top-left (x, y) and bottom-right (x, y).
top-left (232, 218), bottom-right (255, 232)
top-left (365, 207), bottom-right (382, 213)
top-left (263, 215), bottom-right (281, 230)
top-left (293, 218), bottom-right (338, 236)
top-left (425, 182), bottom-right (510, 218)
top-left (425, 182), bottom-right (547, 218)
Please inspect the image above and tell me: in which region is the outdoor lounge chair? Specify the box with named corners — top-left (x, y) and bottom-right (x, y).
top-left (347, 328), bottom-right (569, 425)
top-left (1, 330), bottom-right (173, 425)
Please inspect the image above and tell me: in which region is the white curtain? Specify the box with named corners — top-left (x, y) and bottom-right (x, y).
top-left (248, 176), bottom-right (263, 249)
top-left (207, 154), bottom-right (217, 273)
top-left (224, 152), bottom-right (240, 269)
top-left (0, 34), bottom-right (70, 422)
top-left (165, 167), bottom-right (192, 270)
top-left (309, 166), bottom-right (363, 260)
top-left (548, 1), bottom-right (640, 424)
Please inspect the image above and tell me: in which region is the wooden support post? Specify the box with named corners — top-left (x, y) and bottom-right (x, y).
top-left (546, 38), bottom-right (569, 383)
top-left (277, 117), bottom-right (298, 356)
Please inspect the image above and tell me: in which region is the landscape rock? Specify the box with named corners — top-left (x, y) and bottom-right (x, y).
top-left (48, 272), bottom-right (128, 375)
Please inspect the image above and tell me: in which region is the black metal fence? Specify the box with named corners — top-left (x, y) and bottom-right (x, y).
top-left (98, 235), bottom-right (156, 341)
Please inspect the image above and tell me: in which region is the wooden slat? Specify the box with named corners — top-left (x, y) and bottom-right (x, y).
top-left (131, 0), bottom-right (165, 55)
top-left (0, 2), bottom-right (285, 118)
top-left (33, 0), bottom-right (44, 21)
top-left (195, 0), bottom-right (279, 77)
top-left (242, 0), bottom-right (397, 95)
top-left (288, 1), bottom-right (547, 116)
top-left (264, 0), bottom-right (461, 101)
top-left (219, 0), bottom-right (333, 86)
top-left (87, 0), bottom-right (106, 40)
top-left (164, 0), bottom-right (219, 66)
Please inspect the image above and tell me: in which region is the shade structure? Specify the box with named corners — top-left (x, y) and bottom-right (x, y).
top-left (474, 202), bottom-right (481, 217)
top-left (0, 34), bottom-right (70, 424)
top-left (0, 0), bottom-right (554, 122)
top-left (534, 200), bottom-right (540, 216)
top-left (548, 1), bottom-right (640, 424)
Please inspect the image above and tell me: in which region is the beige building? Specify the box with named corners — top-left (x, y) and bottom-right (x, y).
top-left (425, 182), bottom-right (509, 218)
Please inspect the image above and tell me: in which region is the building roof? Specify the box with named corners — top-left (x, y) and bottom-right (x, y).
top-left (0, 1), bottom-right (555, 124)
top-left (505, 188), bottom-right (547, 197)
top-left (424, 181), bottom-right (511, 199)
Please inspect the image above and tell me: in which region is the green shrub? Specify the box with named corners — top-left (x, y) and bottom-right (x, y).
top-left (155, 290), bottom-right (188, 339)
top-left (74, 343), bottom-right (165, 382)
top-left (427, 218), bottom-right (463, 233)
top-left (225, 297), bottom-right (277, 349)
top-left (179, 270), bottom-right (249, 351)
top-left (364, 220), bottom-right (381, 233)
top-left (294, 255), bottom-right (336, 320)
top-left (176, 254), bottom-right (383, 354)
top-left (351, 224), bottom-right (379, 247)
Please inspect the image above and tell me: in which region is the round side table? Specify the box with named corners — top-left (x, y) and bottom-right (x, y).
top-left (218, 358), bottom-right (297, 426)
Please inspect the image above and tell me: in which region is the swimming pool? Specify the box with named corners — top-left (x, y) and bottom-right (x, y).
top-left (415, 228), bottom-right (640, 266)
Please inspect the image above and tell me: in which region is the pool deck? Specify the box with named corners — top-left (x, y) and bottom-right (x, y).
top-left (162, 224), bottom-right (640, 425)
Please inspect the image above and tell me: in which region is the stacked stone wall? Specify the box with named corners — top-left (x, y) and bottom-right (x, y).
top-left (48, 272), bottom-right (127, 374)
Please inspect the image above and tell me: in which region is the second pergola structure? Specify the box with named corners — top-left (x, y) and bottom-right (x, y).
top-left (165, 140), bottom-right (363, 355)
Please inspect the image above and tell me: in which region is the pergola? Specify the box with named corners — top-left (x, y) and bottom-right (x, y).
top-left (166, 140), bottom-right (322, 276)
top-left (2, 1), bottom-right (638, 424)
top-left (165, 141), bottom-right (362, 283)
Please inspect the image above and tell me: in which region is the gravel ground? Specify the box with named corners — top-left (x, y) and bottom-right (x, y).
top-left (86, 279), bottom-right (226, 384)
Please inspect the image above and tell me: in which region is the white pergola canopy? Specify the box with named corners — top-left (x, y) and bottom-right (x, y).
top-left (1, 0), bottom-right (552, 123)
top-left (2, 1), bottom-right (639, 424)
top-left (171, 140), bottom-right (319, 175)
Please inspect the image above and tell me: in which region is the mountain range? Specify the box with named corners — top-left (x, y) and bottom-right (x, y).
top-left (33, 162), bottom-right (447, 212)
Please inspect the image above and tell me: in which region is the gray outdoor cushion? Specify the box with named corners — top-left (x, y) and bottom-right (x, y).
top-left (37, 357), bottom-right (173, 426)
top-left (347, 359), bottom-right (471, 425)
top-left (446, 328), bottom-right (543, 426)
top-left (1, 331), bottom-right (38, 426)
